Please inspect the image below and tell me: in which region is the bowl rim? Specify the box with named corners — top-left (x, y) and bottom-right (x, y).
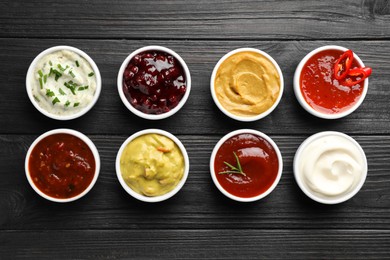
top-left (24, 128), bottom-right (101, 203)
top-left (115, 129), bottom-right (190, 202)
top-left (26, 45), bottom-right (102, 120)
top-left (210, 47), bottom-right (284, 122)
top-left (209, 129), bottom-right (283, 202)
top-left (117, 45), bottom-right (191, 120)
top-left (293, 45), bottom-right (369, 119)
top-left (293, 131), bottom-right (368, 204)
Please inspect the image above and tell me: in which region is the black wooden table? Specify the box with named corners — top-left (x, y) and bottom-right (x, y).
top-left (1, 0), bottom-right (390, 259)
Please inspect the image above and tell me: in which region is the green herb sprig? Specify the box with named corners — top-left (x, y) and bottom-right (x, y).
top-left (218, 152), bottom-right (246, 176)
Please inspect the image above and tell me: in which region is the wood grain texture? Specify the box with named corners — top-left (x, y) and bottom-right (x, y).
top-left (1, 0), bottom-right (390, 40)
top-left (1, 230), bottom-right (389, 259)
top-left (1, 134), bottom-right (389, 230)
top-left (1, 39), bottom-right (390, 135)
top-left (2, 0), bottom-right (390, 258)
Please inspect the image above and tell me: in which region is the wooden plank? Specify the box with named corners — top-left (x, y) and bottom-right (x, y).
top-left (1, 0), bottom-right (389, 258)
top-left (1, 134), bottom-right (389, 230)
top-left (1, 229), bottom-right (389, 259)
top-left (1, 39), bottom-right (390, 135)
top-left (1, 0), bottom-right (390, 40)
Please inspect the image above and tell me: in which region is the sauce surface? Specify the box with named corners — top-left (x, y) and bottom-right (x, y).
top-left (119, 134), bottom-right (184, 197)
top-left (123, 50), bottom-right (187, 114)
top-left (28, 133), bottom-right (96, 199)
top-left (300, 49), bottom-right (364, 114)
top-left (298, 134), bottom-right (365, 199)
top-left (214, 51), bottom-right (281, 117)
top-left (214, 133), bottom-right (279, 198)
top-left (31, 50), bottom-right (97, 116)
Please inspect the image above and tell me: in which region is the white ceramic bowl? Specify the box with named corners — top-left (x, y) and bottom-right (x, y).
top-left (116, 129), bottom-right (189, 202)
top-left (25, 129), bottom-right (101, 203)
top-left (293, 45), bottom-right (368, 119)
top-left (210, 129), bottom-right (283, 202)
top-left (210, 48), bottom-right (284, 122)
top-left (293, 131), bottom-right (368, 204)
top-left (117, 46), bottom-right (191, 120)
top-left (26, 45), bottom-right (102, 120)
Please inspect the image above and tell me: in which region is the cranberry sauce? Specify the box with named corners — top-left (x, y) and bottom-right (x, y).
top-left (123, 50), bottom-right (187, 114)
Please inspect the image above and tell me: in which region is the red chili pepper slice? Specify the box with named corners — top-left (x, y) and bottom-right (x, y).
top-left (334, 50), bottom-right (353, 80)
top-left (343, 67), bottom-right (372, 87)
top-left (361, 67), bottom-right (372, 77)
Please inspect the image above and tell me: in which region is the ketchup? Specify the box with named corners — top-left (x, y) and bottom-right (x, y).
top-left (214, 133), bottom-right (279, 198)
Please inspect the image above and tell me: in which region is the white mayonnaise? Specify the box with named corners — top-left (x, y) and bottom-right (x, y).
top-left (297, 134), bottom-right (365, 198)
top-left (30, 50), bottom-right (96, 116)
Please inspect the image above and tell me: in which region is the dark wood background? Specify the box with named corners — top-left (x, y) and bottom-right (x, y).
top-left (1, 0), bottom-right (390, 259)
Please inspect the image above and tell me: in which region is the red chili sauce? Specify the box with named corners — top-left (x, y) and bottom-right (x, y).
top-left (214, 133), bottom-right (279, 198)
top-left (300, 49), bottom-right (364, 114)
top-left (28, 134), bottom-right (95, 199)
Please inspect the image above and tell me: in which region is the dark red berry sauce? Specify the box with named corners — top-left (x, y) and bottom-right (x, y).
top-left (122, 50), bottom-right (187, 114)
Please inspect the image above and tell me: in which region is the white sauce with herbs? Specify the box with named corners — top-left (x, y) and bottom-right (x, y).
top-left (31, 50), bottom-right (96, 116)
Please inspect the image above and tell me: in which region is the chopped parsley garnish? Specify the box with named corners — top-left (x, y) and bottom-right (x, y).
top-left (46, 89), bottom-right (55, 97)
top-left (38, 70), bottom-right (43, 77)
top-left (52, 97), bottom-right (60, 105)
top-left (88, 72), bottom-right (94, 77)
top-left (65, 100), bottom-right (71, 107)
top-left (59, 88), bottom-right (66, 95)
top-left (75, 60), bottom-right (79, 67)
top-left (43, 74), bottom-right (48, 84)
top-left (73, 102), bottom-right (80, 107)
